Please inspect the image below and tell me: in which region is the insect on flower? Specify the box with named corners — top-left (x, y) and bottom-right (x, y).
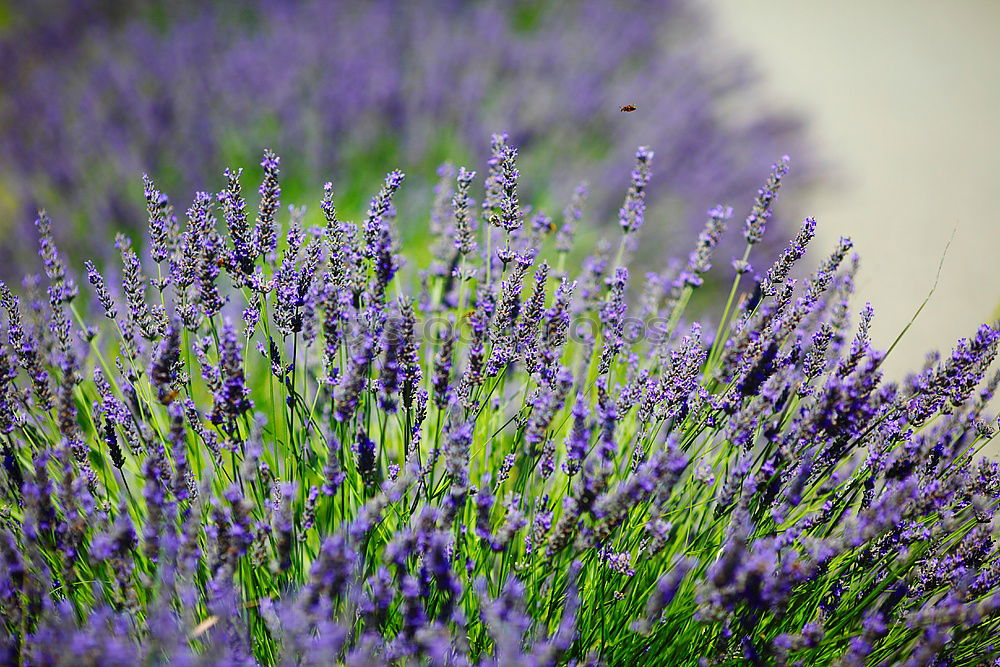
top-left (620, 104), bottom-right (637, 112)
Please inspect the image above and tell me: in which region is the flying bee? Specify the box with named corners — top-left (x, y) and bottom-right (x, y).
top-left (620, 104), bottom-right (637, 113)
top-left (160, 388), bottom-right (180, 405)
top-left (548, 220), bottom-right (558, 233)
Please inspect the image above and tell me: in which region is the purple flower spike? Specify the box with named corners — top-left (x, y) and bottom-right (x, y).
top-left (743, 155), bottom-right (790, 245)
top-left (618, 146), bottom-right (653, 234)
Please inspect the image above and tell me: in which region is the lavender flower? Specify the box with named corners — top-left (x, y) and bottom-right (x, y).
top-left (760, 216), bottom-right (817, 296)
top-left (117, 234), bottom-right (162, 342)
top-left (2, 282), bottom-right (51, 410)
top-left (354, 428), bottom-right (378, 490)
top-left (272, 482), bottom-right (296, 572)
top-left (364, 170), bottom-right (405, 260)
top-left (210, 322), bottom-right (252, 425)
top-left (378, 318), bottom-right (403, 413)
top-left (334, 333), bottom-right (373, 423)
top-left (484, 132), bottom-right (523, 233)
top-left (255, 150), bottom-right (281, 260)
top-left (743, 155), bottom-right (791, 245)
top-left (190, 192), bottom-right (225, 319)
top-left (150, 320), bottom-right (181, 404)
top-left (219, 167), bottom-right (254, 277)
top-left (166, 402), bottom-right (191, 502)
top-left (524, 368), bottom-right (573, 451)
top-left (598, 267), bottom-right (629, 374)
top-left (84, 260), bottom-right (116, 321)
top-left (516, 262), bottom-right (550, 364)
top-left (618, 147), bottom-right (653, 234)
top-left (682, 205), bottom-right (732, 288)
top-left (431, 318), bottom-right (456, 410)
top-left (563, 392), bottom-right (592, 477)
top-left (443, 419), bottom-right (473, 491)
top-left (453, 167), bottom-right (478, 256)
top-left (0, 346), bottom-right (20, 436)
top-left (322, 434), bottom-right (346, 497)
top-left (456, 288), bottom-right (495, 409)
top-left (536, 278), bottom-right (577, 383)
top-left (34, 211), bottom-right (76, 304)
top-left (144, 174), bottom-right (177, 265)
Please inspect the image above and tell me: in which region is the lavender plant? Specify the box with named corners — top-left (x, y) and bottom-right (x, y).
top-left (0, 0), bottom-right (805, 281)
top-left (1, 136), bottom-right (999, 666)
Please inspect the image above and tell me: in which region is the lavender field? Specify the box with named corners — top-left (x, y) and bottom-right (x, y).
top-left (1, 1), bottom-right (998, 665)
top-left (0, 0), bottom-right (805, 281)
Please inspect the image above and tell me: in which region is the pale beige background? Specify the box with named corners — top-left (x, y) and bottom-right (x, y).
top-left (708, 0), bottom-right (1000, 381)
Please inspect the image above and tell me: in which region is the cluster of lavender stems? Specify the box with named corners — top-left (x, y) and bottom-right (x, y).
top-left (0, 0), bottom-right (806, 281)
top-left (0, 134), bottom-right (999, 666)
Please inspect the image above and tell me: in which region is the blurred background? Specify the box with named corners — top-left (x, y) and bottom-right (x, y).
top-left (0, 0), bottom-right (807, 279)
top-left (0, 0), bottom-right (997, 381)
top-left (708, 0), bottom-right (1000, 380)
